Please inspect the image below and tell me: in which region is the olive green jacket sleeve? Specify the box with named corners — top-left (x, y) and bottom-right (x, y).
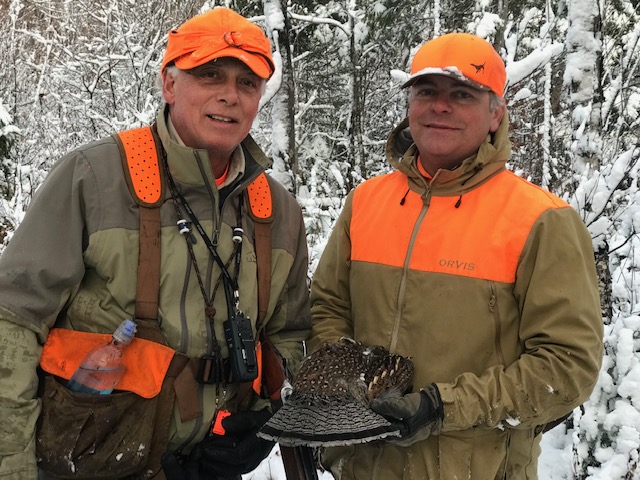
top-left (0, 151), bottom-right (92, 478)
top-left (0, 319), bottom-right (41, 479)
top-left (262, 181), bottom-right (312, 376)
top-left (437, 207), bottom-right (604, 431)
top-left (308, 192), bottom-right (355, 352)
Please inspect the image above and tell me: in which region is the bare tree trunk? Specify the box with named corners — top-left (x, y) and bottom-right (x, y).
top-left (564, 2), bottom-right (612, 476)
top-left (492, 0), bottom-right (508, 55)
top-left (347, 5), bottom-right (365, 191)
top-left (564, 0), bottom-right (603, 172)
top-left (565, 0), bottom-right (610, 321)
top-left (263, 0), bottom-right (297, 193)
top-left (279, 2), bottom-right (298, 188)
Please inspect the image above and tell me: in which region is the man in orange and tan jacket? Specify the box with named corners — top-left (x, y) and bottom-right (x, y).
top-left (309, 33), bottom-right (603, 479)
top-left (0, 7), bottom-right (310, 480)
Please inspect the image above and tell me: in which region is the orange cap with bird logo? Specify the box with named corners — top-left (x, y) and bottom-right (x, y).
top-left (402, 33), bottom-right (506, 97)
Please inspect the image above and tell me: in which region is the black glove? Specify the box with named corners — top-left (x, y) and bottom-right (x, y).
top-left (370, 383), bottom-right (444, 446)
top-left (190, 409), bottom-right (275, 477)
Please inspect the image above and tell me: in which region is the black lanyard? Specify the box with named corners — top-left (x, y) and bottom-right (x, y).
top-left (160, 147), bottom-right (243, 321)
top-left (177, 186), bottom-right (242, 305)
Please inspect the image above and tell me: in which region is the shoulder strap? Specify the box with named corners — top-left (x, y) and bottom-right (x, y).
top-left (245, 172), bottom-right (273, 328)
top-left (246, 171), bottom-right (273, 221)
top-left (237, 172), bottom-right (274, 410)
top-left (113, 127), bottom-right (164, 321)
top-left (114, 127), bottom-right (201, 477)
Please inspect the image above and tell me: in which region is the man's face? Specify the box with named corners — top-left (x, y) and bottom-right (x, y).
top-left (408, 75), bottom-right (505, 175)
top-left (162, 57), bottom-right (265, 163)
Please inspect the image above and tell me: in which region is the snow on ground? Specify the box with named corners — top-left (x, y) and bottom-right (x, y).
top-left (245, 426), bottom-right (571, 479)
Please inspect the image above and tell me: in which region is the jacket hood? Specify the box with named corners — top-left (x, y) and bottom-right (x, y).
top-left (385, 110), bottom-right (512, 195)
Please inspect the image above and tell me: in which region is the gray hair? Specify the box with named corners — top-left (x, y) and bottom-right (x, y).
top-left (156, 65), bottom-right (179, 91)
top-left (488, 92), bottom-right (506, 112)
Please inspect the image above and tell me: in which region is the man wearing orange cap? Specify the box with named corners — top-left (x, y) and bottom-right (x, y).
top-left (309, 33), bottom-right (603, 478)
top-left (0, 7), bottom-right (310, 480)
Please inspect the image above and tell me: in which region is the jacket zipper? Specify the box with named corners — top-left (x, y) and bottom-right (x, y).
top-left (489, 281), bottom-right (505, 366)
top-left (371, 444), bottom-right (383, 480)
top-left (390, 187), bottom-right (431, 353)
top-left (502, 428), bottom-right (512, 480)
top-left (490, 280), bottom-right (511, 480)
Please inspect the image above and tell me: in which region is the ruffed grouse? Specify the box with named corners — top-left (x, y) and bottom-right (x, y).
top-left (258, 338), bottom-right (414, 447)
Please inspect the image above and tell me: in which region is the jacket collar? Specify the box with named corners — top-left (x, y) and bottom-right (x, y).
top-left (385, 112), bottom-right (512, 195)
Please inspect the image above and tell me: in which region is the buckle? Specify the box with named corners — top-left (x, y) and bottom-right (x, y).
top-left (197, 355), bottom-right (230, 384)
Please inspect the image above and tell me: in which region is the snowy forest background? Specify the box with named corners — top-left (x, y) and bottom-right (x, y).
top-left (0, 0), bottom-right (639, 478)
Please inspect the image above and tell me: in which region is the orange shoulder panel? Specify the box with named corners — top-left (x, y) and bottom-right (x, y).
top-left (117, 127), bottom-right (163, 205)
top-left (246, 172), bottom-right (273, 221)
top-left (351, 171), bottom-right (570, 283)
top-left (351, 172), bottom-right (415, 269)
top-left (40, 328), bottom-right (175, 399)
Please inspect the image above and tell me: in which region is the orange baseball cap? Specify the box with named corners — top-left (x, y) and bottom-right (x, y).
top-left (161, 7), bottom-right (275, 79)
top-left (403, 33), bottom-right (506, 97)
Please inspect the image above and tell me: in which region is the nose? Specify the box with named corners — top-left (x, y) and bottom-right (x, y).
top-left (431, 93), bottom-right (452, 113)
top-left (217, 79), bottom-right (239, 105)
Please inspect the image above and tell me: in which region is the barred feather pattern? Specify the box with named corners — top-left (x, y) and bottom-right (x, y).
top-left (290, 338), bottom-right (414, 406)
top-left (258, 338), bottom-right (415, 447)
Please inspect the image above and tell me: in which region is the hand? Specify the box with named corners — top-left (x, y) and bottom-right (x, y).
top-left (370, 383), bottom-right (444, 446)
top-left (191, 409), bottom-right (275, 477)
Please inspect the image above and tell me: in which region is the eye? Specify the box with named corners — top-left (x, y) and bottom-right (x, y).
top-left (200, 68), bottom-right (221, 79)
top-left (239, 76), bottom-right (262, 93)
top-left (452, 88), bottom-right (482, 102)
top-left (415, 86), bottom-right (436, 97)
top-left (187, 65), bottom-right (223, 82)
top-left (240, 78), bottom-right (257, 88)
top-left (453, 90), bottom-right (473, 99)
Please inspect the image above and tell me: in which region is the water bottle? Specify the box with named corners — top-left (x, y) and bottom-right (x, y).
top-left (67, 319), bottom-right (137, 394)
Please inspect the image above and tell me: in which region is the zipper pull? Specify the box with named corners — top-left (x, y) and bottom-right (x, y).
top-left (489, 284), bottom-right (497, 312)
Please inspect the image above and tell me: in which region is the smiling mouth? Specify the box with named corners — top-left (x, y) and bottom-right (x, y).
top-left (427, 124), bottom-right (455, 129)
top-left (207, 114), bottom-right (235, 123)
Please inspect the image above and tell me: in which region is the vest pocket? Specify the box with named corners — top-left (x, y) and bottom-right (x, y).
top-left (36, 375), bottom-right (157, 479)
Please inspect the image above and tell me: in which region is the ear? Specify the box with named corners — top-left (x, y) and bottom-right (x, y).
top-left (161, 69), bottom-right (177, 105)
top-left (489, 103), bottom-right (506, 133)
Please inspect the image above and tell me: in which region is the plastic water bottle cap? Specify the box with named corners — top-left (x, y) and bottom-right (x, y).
top-left (113, 319), bottom-right (137, 345)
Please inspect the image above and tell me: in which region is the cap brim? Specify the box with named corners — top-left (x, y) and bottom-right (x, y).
top-left (174, 46), bottom-right (273, 79)
top-left (402, 68), bottom-right (492, 91)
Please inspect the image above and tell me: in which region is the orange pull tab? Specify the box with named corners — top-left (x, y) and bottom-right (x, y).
top-left (252, 340), bottom-right (263, 396)
top-left (211, 409), bottom-right (232, 435)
